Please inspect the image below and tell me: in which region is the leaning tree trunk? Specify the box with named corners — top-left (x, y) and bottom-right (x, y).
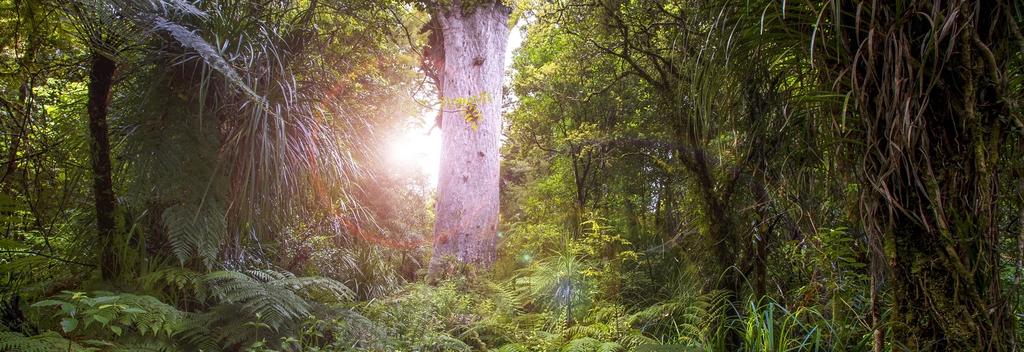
top-left (86, 52), bottom-right (118, 281)
top-left (427, 1), bottom-right (510, 275)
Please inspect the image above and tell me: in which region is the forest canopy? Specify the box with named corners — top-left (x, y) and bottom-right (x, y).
top-left (0, 0), bottom-right (1022, 351)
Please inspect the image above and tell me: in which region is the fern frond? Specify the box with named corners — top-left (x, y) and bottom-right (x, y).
top-left (491, 343), bottom-right (530, 352)
top-left (162, 204), bottom-right (224, 267)
top-left (562, 337), bottom-right (601, 352)
top-left (618, 332), bottom-right (658, 349)
top-left (597, 341), bottom-right (624, 352)
top-left (105, 338), bottom-right (180, 352)
top-left (273, 276), bottom-right (354, 302)
top-left (172, 269), bottom-right (355, 349)
top-left (140, 267), bottom-right (205, 301)
top-left (0, 331), bottom-right (87, 352)
top-left (566, 322), bottom-right (616, 340)
top-left (418, 333), bottom-right (473, 352)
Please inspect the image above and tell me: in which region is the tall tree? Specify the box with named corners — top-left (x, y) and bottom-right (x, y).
top-left (425, 0), bottom-right (511, 273)
top-left (752, 0), bottom-right (1022, 348)
top-left (841, 1), bottom-right (1016, 348)
top-left (67, 0), bottom-right (128, 281)
top-left (85, 51), bottom-right (117, 281)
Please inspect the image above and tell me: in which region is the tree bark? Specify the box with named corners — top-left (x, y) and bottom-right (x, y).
top-left (86, 52), bottom-right (118, 281)
top-left (428, 1), bottom-right (510, 274)
top-left (869, 231), bottom-right (884, 352)
top-left (838, 1), bottom-right (1015, 349)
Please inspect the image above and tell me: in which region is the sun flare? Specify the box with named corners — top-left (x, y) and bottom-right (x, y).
top-left (386, 114), bottom-right (442, 186)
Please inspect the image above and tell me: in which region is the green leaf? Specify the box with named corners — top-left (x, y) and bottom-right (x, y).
top-left (61, 317), bottom-right (78, 333)
top-left (93, 314), bottom-right (111, 325)
top-left (60, 303), bottom-right (77, 316)
top-left (109, 325), bottom-right (122, 336)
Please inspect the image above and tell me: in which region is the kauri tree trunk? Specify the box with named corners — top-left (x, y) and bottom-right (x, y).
top-left (86, 52), bottom-right (118, 281)
top-left (427, 1), bottom-right (511, 274)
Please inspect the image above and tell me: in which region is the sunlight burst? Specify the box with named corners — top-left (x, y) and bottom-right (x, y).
top-left (386, 114), bottom-right (442, 186)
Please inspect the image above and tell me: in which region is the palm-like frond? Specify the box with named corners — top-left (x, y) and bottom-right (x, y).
top-left (109, 0), bottom-right (411, 265)
top-left (161, 204), bottom-right (224, 267)
top-left (491, 343), bottom-right (531, 352)
top-left (514, 253), bottom-right (593, 315)
top-left (628, 287), bottom-right (729, 348)
top-left (175, 269), bottom-right (353, 349)
top-left (0, 331), bottom-right (85, 352)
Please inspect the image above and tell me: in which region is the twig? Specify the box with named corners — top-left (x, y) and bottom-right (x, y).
top-left (0, 250), bottom-right (96, 268)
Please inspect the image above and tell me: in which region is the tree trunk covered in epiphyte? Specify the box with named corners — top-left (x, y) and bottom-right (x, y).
top-left (839, 1), bottom-right (1016, 349)
top-left (86, 52), bottom-right (118, 281)
top-left (424, 0), bottom-right (510, 273)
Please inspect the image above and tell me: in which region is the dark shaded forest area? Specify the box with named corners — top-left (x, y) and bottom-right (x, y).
top-left (1, 0), bottom-right (1023, 351)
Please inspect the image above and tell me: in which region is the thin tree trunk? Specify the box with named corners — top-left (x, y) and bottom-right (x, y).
top-left (1016, 165), bottom-right (1024, 352)
top-left (749, 178), bottom-right (773, 300)
top-left (869, 230), bottom-right (884, 352)
top-left (86, 52), bottom-right (118, 281)
top-left (753, 222), bottom-right (768, 299)
top-left (428, 1), bottom-right (510, 275)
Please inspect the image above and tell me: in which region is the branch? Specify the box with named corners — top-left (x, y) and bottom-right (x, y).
top-left (0, 250), bottom-right (96, 268)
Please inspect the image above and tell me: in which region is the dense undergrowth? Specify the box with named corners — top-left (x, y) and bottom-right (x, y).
top-left (0, 269), bottom-right (856, 351)
top-left (0, 214), bottom-right (879, 351)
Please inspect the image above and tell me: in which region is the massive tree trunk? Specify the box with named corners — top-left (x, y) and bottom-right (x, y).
top-left (427, 1), bottom-right (510, 274)
top-left (839, 0), bottom-right (1015, 349)
top-left (86, 52), bottom-right (118, 280)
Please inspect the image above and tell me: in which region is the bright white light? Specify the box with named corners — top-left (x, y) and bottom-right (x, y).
top-left (386, 114), bottom-right (442, 186)
top-left (386, 18), bottom-right (525, 189)
top-left (506, 19), bottom-right (525, 69)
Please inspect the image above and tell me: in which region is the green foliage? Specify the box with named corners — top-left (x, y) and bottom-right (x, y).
top-left (32, 291), bottom-right (183, 338)
top-left (561, 337), bottom-right (620, 352)
top-left (740, 301), bottom-right (828, 352)
top-left (174, 270), bottom-right (354, 350)
top-left (515, 253), bottom-right (593, 318)
top-left (0, 331), bottom-right (87, 352)
top-left (358, 281), bottom-right (491, 350)
top-left (628, 287), bottom-right (729, 347)
top-left (11, 270), bottom-right (355, 351)
top-left (1, 0), bottom-right (1021, 350)
top-left (161, 204), bottom-right (224, 268)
